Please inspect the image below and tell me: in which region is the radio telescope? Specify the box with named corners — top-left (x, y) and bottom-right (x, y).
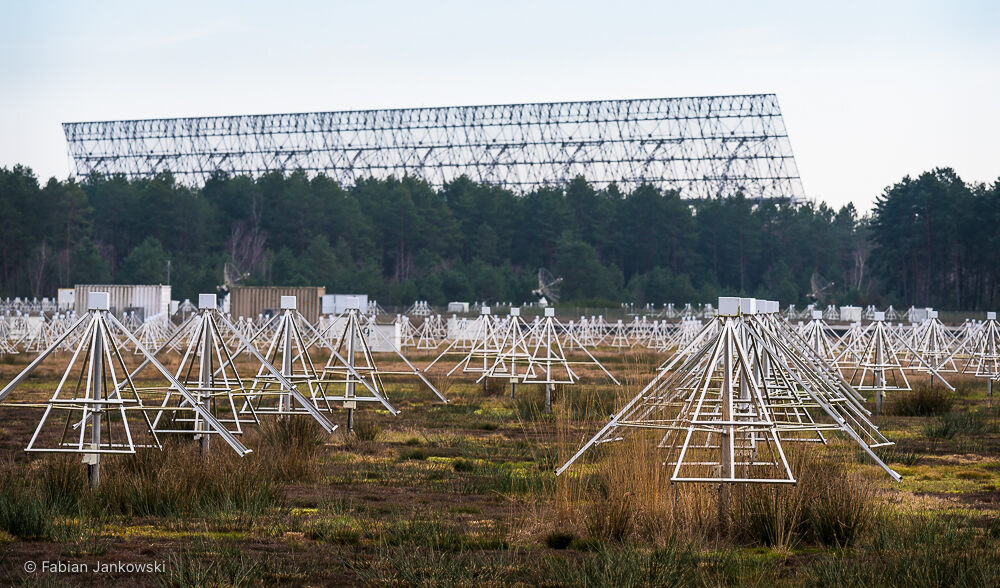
top-left (808, 271), bottom-right (834, 304)
top-left (223, 261), bottom-right (249, 290)
top-left (532, 268), bottom-right (563, 306)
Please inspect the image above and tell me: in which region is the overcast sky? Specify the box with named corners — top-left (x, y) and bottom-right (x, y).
top-left (1, 0), bottom-right (996, 211)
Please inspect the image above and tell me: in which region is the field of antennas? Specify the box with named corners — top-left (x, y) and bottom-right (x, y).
top-left (1, 294), bottom-right (999, 586)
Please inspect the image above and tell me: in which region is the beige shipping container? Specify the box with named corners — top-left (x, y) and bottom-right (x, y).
top-left (74, 284), bottom-right (171, 319)
top-left (229, 286), bottom-right (326, 323)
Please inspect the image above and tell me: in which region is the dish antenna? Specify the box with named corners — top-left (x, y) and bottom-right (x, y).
top-left (808, 271), bottom-right (834, 304)
top-left (532, 268), bottom-right (563, 305)
top-left (224, 261), bottom-right (249, 290)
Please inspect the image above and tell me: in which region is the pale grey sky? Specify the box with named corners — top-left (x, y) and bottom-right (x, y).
top-left (1, 0), bottom-right (996, 211)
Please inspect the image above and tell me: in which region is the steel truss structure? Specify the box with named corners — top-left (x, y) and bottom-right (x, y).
top-left (557, 298), bottom-right (899, 484)
top-left (0, 292), bottom-right (252, 486)
top-left (63, 95), bottom-right (806, 201)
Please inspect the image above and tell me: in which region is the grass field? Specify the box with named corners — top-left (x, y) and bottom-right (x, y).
top-left (0, 348), bottom-right (998, 587)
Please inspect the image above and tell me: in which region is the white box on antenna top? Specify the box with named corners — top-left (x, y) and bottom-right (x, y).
top-left (717, 297), bottom-right (739, 316)
top-left (88, 292), bottom-right (110, 311)
top-left (198, 293), bottom-right (217, 310)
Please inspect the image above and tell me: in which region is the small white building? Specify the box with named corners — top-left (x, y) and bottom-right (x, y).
top-left (447, 301), bottom-right (470, 314)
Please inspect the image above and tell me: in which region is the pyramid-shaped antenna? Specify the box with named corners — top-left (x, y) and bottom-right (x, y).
top-left (906, 310), bottom-right (960, 377)
top-left (558, 298), bottom-right (900, 485)
top-left (425, 307), bottom-right (504, 391)
top-left (559, 298), bottom-right (792, 483)
top-left (801, 310), bottom-right (840, 361)
top-left (756, 303), bottom-right (890, 447)
top-left (415, 314), bottom-right (445, 350)
top-left (962, 312), bottom-right (1000, 396)
top-left (396, 315), bottom-right (417, 349)
top-left (845, 312), bottom-right (954, 414)
top-left (609, 319), bottom-right (630, 348)
top-left (832, 321), bottom-right (866, 369)
top-left (310, 301), bottom-right (446, 405)
top-left (0, 316), bottom-right (17, 356)
top-left (592, 315), bottom-right (611, 346)
top-left (244, 296), bottom-right (329, 415)
top-left (238, 297), bottom-right (340, 420)
top-left (119, 297), bottom-right (340, 435)
top-left (148, 294), bottom-right (257, 454)
top-left (0, 292), bottom-right (251, 487)
top-left (231, 296), bottom-right (389, 430)
top-left (480, 307), bottom-right (534, 398)
top-left (354, 311), bottom-right (449, 403)
top-left (313, 297), bottom-right (433, 432)
top-left (644, 319), bottom-right (669, 351)
top-left (314, 310), bottom-right (381, 431)
top-left (526, 308), bottom-right (620, 413)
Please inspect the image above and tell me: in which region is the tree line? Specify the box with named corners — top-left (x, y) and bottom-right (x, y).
top-left (0, 165), bottom-right (995, 309)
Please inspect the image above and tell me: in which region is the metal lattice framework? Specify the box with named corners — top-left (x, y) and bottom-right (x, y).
top-left (63, 94), bottom-right (806, 201)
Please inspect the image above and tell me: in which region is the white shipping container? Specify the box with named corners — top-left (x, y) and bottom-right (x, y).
top-left (318, 317), bottom-right (399, 352)
top-left (839, 306), bottom-right (862, 322)
top-left (322, 294), bottom-right (369, 315)
top-left (230, 286), bottom-right (325, 323)
top-left (73, 284), bottom-right (171, 319)
top-left (366, 323), bottom-right (401, 352)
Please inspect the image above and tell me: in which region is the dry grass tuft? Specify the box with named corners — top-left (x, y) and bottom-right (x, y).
top-left (253, 416), bottom-right (327, 482)
top-left (556, 436), bottom-right (718, 546)
top-left (886, 386), bottom-right (954, 416)
top-left (556, 438), bottom-right (885, 550)
top-left (482, 376), bottom-right (507, 397)
top-left (353, 418), bottom-right (382, 442)
top-left (733, 447), bottom-right (883, 549)
top-left (424, 370), bottom-right (455, 399)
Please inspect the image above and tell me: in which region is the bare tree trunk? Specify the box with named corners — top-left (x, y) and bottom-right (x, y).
top-left (30, 242), bottom-right (49, 298)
